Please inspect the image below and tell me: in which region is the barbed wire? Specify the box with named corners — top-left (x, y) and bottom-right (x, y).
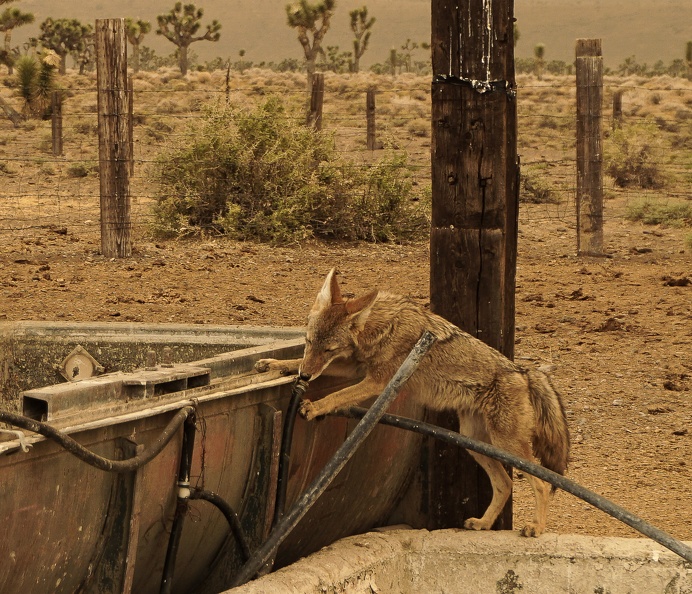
top-left (0, 74), bottom-right (689, 242)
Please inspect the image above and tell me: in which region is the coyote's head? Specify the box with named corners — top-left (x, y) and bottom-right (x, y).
top-left (299, 269), bottom-right (378, 380)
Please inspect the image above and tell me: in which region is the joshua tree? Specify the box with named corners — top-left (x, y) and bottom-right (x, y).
top-left (286, 0), bottom-right (335, 93)
top-left (349, 6), bottom-right (374, 73)
top-left (156, 2), bottom-right (221, 75)
top-left (37, 18), bottom-right (92, 74)
top-left (534, 43), bottom-right (545, 80)
top-left (15, 50), bottom-right (58, 118)
top-left (0, 5), bottom-right (34, 74)
top-left (125, 18), bottom-right (151, 74)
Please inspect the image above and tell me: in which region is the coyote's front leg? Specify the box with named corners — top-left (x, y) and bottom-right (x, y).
top-left (299, 377), bottom-right (386, 421)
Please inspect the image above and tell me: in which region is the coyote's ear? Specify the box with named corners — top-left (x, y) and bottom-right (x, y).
top-left (311, 268), bottom-right (343, 313)
top-left (345, 289), bottom-right (378, 329)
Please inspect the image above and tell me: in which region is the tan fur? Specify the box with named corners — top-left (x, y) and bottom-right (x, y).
top-left (255, 269), bottom-right (571, 537)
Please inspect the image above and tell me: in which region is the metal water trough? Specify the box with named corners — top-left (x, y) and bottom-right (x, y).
top-left (0, 322), bottom-right (425, 594)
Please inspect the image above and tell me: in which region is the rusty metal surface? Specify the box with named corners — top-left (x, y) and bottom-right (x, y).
top-left (0, 339), bottom-right (424, 593)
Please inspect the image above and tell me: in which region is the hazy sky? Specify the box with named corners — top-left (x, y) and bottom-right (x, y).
top-left (12, 1), bottom-right (691, 68)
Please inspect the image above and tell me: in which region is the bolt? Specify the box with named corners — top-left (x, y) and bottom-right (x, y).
top-left (161, 346), bottom-right (174, 368)
top-left (145, 350), bottom-right (157, 371)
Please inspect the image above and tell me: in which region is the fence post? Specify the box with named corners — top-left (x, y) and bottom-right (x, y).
top-left (366, 87), bottom-right (377, 150)
top-left (612, 88), bottom-right (624, 130)
top-left (96, 18), bottom-right (131, 258)
top-left (306, 72), bottom-right (324, 130)
top-left (575, 38), bottom-right (604, 256)
top-left (51, 91), bottom-right (63, 156)
top-left (128, 75), bottom-right (134, 176)
top-left (429, 0), bottom-right (518, 531)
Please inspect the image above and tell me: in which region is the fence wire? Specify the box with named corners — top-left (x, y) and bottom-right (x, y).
top-left (0, 71), bottom-right (689, 241)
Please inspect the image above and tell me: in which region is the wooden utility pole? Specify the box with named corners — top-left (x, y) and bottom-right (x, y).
top-left (306, 72), bottom-right (324, 130)
top-left (429, 0), bottom-right (518, 530)
top-left (575, 38), bottom-right (604, 256)
top-left (96, 18), bottom-right (132, 258)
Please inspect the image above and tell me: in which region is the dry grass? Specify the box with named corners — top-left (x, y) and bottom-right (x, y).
top-left (0, 69), bottom-right (688, 238)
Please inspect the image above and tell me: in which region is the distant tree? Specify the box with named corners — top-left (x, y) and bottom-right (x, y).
top-left (533, 43), bottom-right (545, 79)
top-left (349, 6), bottom-right (374, 73)
top-left (324, 44), bottom-right (350, 73)
top-left (286, 0), bottom-right (335, 93)
top-left (0, 5), bottom-right (34, 74)
top-left (617, 55), bottom-right (642, 77)
top-left (125, 18), bottom-right (151, 74)
top-left (398, 39), bottom-right (428, 74)
top-left (37, 18), bottom-right (92, 74)
top-left (156, 2), bottom-right (221, 75)
top-left (686, 41), bottom-right (692, 81)
top-left (73, 32), bottom-right (94, 75)
top-left (15, 50), bottom-right (58, 118)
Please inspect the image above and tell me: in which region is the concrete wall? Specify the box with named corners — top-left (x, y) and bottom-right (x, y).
top-left (230, 529), bottom-right (692, 594)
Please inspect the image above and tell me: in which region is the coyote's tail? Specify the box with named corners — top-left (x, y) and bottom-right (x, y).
top-left (525, 369), bottom-right (571, 485)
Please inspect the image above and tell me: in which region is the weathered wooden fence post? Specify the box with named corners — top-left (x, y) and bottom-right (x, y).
top-left (612, 88), bottom-right (623, 130)
top-left (429, 0), bottom-right (518, 530)
top-left (306, 72), bottom-right (324, 130)
top-left (128, 75), bottom-right (134, 177)
top-left (96, 18), bottom-right (131, 258)
top-left (576, 38), bottom-right (604, 256)
top-left (366, 87), bottom-right (377, 150)
top-left (51, 91), bottom-right (63, 156)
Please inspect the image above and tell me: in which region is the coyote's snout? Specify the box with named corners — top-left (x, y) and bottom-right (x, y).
top-left (255, 269), bottom-right (570, 537)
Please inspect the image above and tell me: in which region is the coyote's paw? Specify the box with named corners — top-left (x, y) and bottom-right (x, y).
top-left (519, 522), bottom-right (544, 538)
top-left (254, 359), bottom-right (294, 375)
top-left (463, 517), bottom-right (492, 531)
top-left (299, 399), bottom-right (319, 421)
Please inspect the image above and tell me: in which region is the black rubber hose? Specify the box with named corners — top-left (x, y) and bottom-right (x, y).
top-left (0, 407), bottom-right (195, 473)
top-left (190, 488), bottom-right (252, 562)
top-left (332, 406), bottom-right (692, 565)
top-left (160, 411), bottom-right (197, 594)
top-left (273, 374), bottom-right (311, 528)
top-left (229, 331), bottom-right (437, 588)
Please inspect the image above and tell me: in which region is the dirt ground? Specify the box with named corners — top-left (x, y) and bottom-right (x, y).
top-left (0, 198), bottom-right (690, 544)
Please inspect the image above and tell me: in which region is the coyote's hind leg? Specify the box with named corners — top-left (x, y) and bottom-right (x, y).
top-left (457, 414), bottom-right (513, 532)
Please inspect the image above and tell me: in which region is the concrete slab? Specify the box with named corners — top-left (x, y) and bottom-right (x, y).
top-left (229, 529), bottom-right (692, 593)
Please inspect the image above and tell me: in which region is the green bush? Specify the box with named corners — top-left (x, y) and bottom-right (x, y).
top-left (151, 96), bottom-right (428, 242)
top-left (520, 165), bottom-right (558, 203)
top-left (604, 121), bottom-right (666, 189)
top-left (625, 199), bottom-right (692, 227)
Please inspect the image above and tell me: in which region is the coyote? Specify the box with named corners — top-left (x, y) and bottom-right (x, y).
top-left (255, 269), bottom-right (570, 537)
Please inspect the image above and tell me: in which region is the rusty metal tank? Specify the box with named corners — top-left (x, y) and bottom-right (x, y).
top-left (0, 329), bottom-right (424, 593)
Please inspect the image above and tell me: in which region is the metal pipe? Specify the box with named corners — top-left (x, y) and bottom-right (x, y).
top-left (229, 331), bottom-right (437, 588)
top-left (159, 411), bottom-right (197, 594)
top-left (190, 488), bottom-right (252, 562)
top-left (273, 373), bottom-right (310, 528)
top-left (0, 406), bottom-right (195, 473)
top-left (333, 406), bottom-right (692, 564)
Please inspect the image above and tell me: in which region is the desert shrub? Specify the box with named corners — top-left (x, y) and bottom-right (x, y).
top-left (520, 166), bottom-right (558, 203)
top-left (151, 96), bottom-right (427, 242)
top-left (604, 121), bottom-right (666, 189)
top-left (625, 199), bottom-right (692, 227)
top-left (66, 162), bottom-right (97, 178)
